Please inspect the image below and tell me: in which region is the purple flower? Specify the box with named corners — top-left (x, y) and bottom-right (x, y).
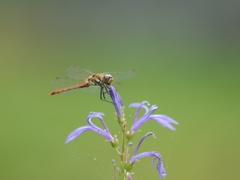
top-left (65, 112), bottom-right (115, 144)
top-left (126, 173), bottom-right (133, 180)
top-left (109, 86), bottom-right (124, 120)
top-left (130, 151), bottom-right (166, 179)
top-left (129, 101), bottom-right (179, 133)
top-left (129, 132), bottom-right (166, 179)
top-left (132, 132), bottom-right (156, 157)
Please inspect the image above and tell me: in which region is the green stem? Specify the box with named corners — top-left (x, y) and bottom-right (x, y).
top-left (121, 125), bottom-right (125, 156)
top-left (119, 124), bottom-right (126, 179)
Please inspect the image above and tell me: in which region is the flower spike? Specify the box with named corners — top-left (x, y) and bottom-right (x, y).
top-left (63, 77), bottom-right (178, 180)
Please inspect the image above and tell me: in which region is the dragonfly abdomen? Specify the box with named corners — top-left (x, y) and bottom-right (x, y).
top-left (49, 82), bottom-right (88, 95)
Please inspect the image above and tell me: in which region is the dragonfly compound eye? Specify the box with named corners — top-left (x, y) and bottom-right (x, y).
top-left (104, 74), bottom-right (114, 85)
top-left (104, 74), bottom-right (112, 79)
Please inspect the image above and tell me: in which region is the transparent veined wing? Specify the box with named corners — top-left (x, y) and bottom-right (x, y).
top-left (51, 66), bottom-right (94, 94)
top-left (66, 66), bottom-right (94, 79)
top-left (102, 70), bottom-right (136, 82)
top-left (51, 77), bottom-right (86, 94)
top-left (81, 86), bottom-right (101, 95)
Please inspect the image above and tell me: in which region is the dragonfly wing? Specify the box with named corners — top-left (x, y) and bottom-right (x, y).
top-left (51, 77), bottom-right (85, 94)
top-left (112, 82), bottom-right (121, 92)
top-left (81, 86), bottom-right (101, 95)
top-left (66, 66), bottom-right (94, 79)
top-left (104, 70), bottom-right (136, 82)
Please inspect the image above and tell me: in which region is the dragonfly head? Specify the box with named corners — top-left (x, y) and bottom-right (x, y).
top-left (104, 74), bottom-right (114, 85)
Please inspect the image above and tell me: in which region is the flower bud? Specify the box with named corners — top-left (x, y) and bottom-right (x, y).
top-left (126, 130), bottom-right (134, 140)
top-left (124, 162), bottom-right (133, 172)
top-left (110, 135), bottom-right (119, 148)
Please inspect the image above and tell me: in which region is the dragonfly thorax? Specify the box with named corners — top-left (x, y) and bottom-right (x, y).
top-left (88, 74), bottom-right (114, 87)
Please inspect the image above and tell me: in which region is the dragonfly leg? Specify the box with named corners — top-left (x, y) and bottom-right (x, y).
top-left (102, 86), bottom-right (110, 99)
top-left (105, 86), bottom-right (110, 94)
top-left (100, 86), bottom-right (113, 104)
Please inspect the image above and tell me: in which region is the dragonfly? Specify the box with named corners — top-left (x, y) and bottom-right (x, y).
top-left (49, 66), bottom-right (136, 102)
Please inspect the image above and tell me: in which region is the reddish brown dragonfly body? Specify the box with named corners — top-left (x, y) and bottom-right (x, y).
top-left (49, 66), bottom-right (135, 101)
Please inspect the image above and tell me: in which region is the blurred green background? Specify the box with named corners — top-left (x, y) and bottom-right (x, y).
top-left (1, 0), bottom-right (240, 180)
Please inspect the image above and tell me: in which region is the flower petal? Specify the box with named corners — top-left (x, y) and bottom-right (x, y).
top-left (129, 101), bottom-right (150, 117)
top-left (133, 132), bottom-right (156, 156)
top-left (126, 173), bottom-right (133, 180)
top-left (155, 160), bottom-right (166, 179)
top-left (88, 112), bottom-right (105, 117)
top-left (151, 115), bottom-right (179, 124)
top-left (65, 112), bottom-right (114, 144)
top-left (87, 114), bottom-right (114, 141)
top-left (65, 126), bottom-right (94, 143)
top-left (109, 86), bottom-right (124, 118)
top-left (131, 105), bottom-right (158, 133)
top-left (130, 151), bottom-right (166, 179)
top-left (87, 112), bottom-right (111, 134)
top-left (150, 115), bottom-right (179, 130)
